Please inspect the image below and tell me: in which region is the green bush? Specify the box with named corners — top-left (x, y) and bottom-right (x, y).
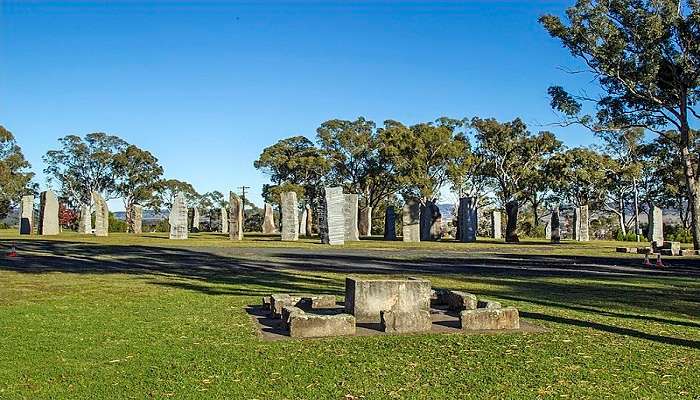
top-left (666, 226), bottom-right (693, 243)
top-left (108, 213), bottom-right (127, 233)
top-left (154, 219), bottom-right (169, 233)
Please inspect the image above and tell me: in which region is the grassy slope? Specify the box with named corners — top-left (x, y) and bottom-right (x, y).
top-left (0, 230), bottom-right (698, 399)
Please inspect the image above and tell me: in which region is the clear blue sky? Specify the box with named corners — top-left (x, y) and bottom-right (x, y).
top-left (1, 0), bottom-right (595, 209)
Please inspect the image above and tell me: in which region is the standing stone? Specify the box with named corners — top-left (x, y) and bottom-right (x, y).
top-left (299, 207), bottom-right (308, 236)
top-left (384, 206), bottom-right (397, 240)
top-left (419, 201), bottom-right (441, 241)
top-left (343, 194), bottom-right (360, 241)
top-left (38, 191), bottom-right (59, 236)
top-left (131, 205), bottom-right (143, 234)
top-left (229, 192), bottom-right (244, 240)
top-left (169, 192), bottom-right (188, 240)
top-left (78, 204), bottom-right (92, 234)
top-left (188, 207), bottom-right (200, 232)
top-left (319, 187), bottom-right (344, 245)
top-left (550, 207), bottom-right (561, 244)
top-left (305, 204), bottom-right (313, 235)
top-left (19, 195), bottom-right (34, 235)
top-left (220, 207), bottom-right (229, 234)
top-left (491, 210), bottom-right (502, 239)
top-left (648, 205), bottom-right (664, 244)
top-left (574, 205), bottom-right (590, 241)
top-left (281, 191), bottom-right (299, 241)
top-left (358, 206), bottom-right (372, 236)
top-left (402, 199), bottom-right (421, 242)
top-left (262, 203), bottom-right (277, 234)
top-left (92, 191), bottom-right (109, 237)
top-left (458, 197), bottom-right (477, 242)
top-left (505, 200), bottom-right (519, 243)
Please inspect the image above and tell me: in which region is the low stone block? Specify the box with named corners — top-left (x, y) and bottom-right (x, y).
top-left (262, 296), bottom-right (272, 310)
top-left (344, 277), bottom-right (432, 323)
top-left (477, 300), bottom-right (502, 309)
top-left (616, 247), bottom-right (637, 254)
top-left (441, 290), bottom-right (478, 311)
top-left (289, 314), bottom-right (356, 338)
top-left (680, 249), bottom-right (700, 256)
top-left (270, 294), bottom-right (302, 318)
top-left (282, 306), bottom-right (305, 328)
top-left (380, 310), bottom-right (432, 333)
top-left (309, 295), bottom-right (336, 309)
top-left (460, 307), bottom-right (520, 330)
top-left (637, 247), bottom-right (652, 254)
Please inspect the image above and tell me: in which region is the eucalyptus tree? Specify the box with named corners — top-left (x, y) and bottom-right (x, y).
top-left (0, 126), bottom-right (34, 218)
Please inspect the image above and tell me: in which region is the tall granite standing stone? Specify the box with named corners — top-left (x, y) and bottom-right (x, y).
top-left (402, 199), bottom-right (421, 242)
top-left (262, 203), bottom-right (277, 234)
top-left (384, 206), bottom-right (397, 240)
top-left (545, 217), bottom-right (552, 240)
top-left (319, 187), bottom-right (344, 245)
top-left (19, 195), bottom-right (34, 235)
top-left (419, 201), bottom-right (442, 241)
top-left (78, 204), bottom-right (92, 234)
top-left (169, 193), bottom-right (188, 240)
top-left (92, 191), bottom-right (109, 237)
top-left (220, 207), bottom-right (229, 234)
top-left (491, 210), bottom-right (502, 239)
top-left (343, 194), bottom-right (360, 241)
top-left (550, 207), bottom-right (561, 243)
top-left (574, 205), bottom-right (590, 241)
top-left (229, 192), bottom-right (244, 240)
top-left (458, 197), bottom-right (477, 242)
top-left (648, 205), bottom-right (664, 244)
top-left (131, 205), bottom-right (143, 234)
top-left (505, 200), bottom-right (519, 243)
top-left (305, 204), bottom-right (313, 235)
top-left (281, 191), bottom-right (299, 241)
top-left (358, 206), bottom-right (372, 236)
top-left (38, 191), bottom-right (59, 236)
top-left (299, 207), bottom-right (308, 236)
top-left (188, 207), bottom-right (200, 232)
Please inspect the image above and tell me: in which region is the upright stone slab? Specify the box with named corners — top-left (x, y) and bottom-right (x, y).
top-left (505, 200), bottom-right (519, 243)
top-left (19, 195), bottom-right (34, 235)
top-left (189, 207), bottom-right (200, 232)
top-left (38, 191), bottom-right (59, 236)
top-left (299, 207), bottom-right (307, 236)
top-left (358, 206), bottom-right (372, 236)
top-left (420, 201), bottom-right (442, 241)
top-left (545, 217), bottom-right (552, 240)
top-left (305, 204), bottom-right (313, 235)
top-left (220, 207), bottom-right (229, 234)
top-left (229, 192), bottom-right (244, 241)
top-left (131, 205), bottom-right (143, 234)
top-left (319, 187), bottom-right (344, 245)
top-left (384, 206), bottom-right (396, 240)
top-left (280, 192), bottom-right (299, 241)
top-left (550, 207), bottom-right (561, 243)
top-left (78, 204), bottom-right (92, 234)
top-left (344, 277), bottom-right (432, 323)
top-left (458, 197), bottom-right (477, 242)
top-left (92, 191), bottom-right (109, 237)
top-left (169, 192), bottom-right (188, 240)
top-left (574, 205), bottom-right (590, 241)
top-left (491, 210), bottom-right (502, 239)
top-left (343, 194), bottom-right (360, 241)
top-left (648, 205), bottom-right (663, 244)
top-left (402, 199), bottom-right (421, 242)
top-left (262, 203), bottom-right (277, 234)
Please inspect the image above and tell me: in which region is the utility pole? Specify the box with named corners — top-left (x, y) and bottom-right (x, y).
top-left (238, 186), bottom-right (250, 219)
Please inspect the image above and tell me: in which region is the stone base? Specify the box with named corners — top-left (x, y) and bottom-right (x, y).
top-left (477, 300), bottom-right (502, 309)
top-left (440, 290), bottom-right (477, 311)
top-left (281, 306), bottom-right (305, 328)
top-left (653, 241), bottom-right (680, 256)
top-left (289, 313), bottom-right (356, 338)
top-left (616, 247), bottom-right (638, 253)
top-left (380, 310), bottom-right (432, 333)
top-left (460, 307), bottom-right (520, 330)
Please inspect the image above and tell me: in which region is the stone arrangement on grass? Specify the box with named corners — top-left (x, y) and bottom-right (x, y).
top-left (19, 195), bottom-right (34, 235)
top-left (280, 191), bottom-right (299, 241)
top-left (38, 191), bottom-right (59, 236)
top-left (92, 191), bottom-right (109, 237)
top-left (259, 277), bottom-right (521, 339)
top-left (169, 192), bottom-right (188, 240)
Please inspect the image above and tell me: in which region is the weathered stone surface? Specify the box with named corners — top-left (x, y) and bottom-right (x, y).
top-left (402, 200), bottom-right (421, 242)
top-left (169, 192), bottom-right (188, 240)
top-left (289, 313), bottom-right (356, 338)
top-left (574, 205), bottom-right (590, 241)
top-left (460, 307), bottom-right (520, 330)
top-left (343, 194), bottom-right (360, 241)
top-left (440, 290), bottom-right (478, 311)
top-left (458, 197), bottom-right (477, 242)
top-left (262, 203), bottom-right (277, 234)
top-left (420, 201), bottom-right (442, 241)
top-left (616, 247), bottom-right (638, 254)
top-left (305, 204), bottom-right (313, 235)
top-left (491, 210), bottom-right (502, 239)
top-left (636, 247), bottom-right (653, 254)
top-left (319, 187), bottom-right (344, 245)
top-left (299, 207), bottom-right (307, 236)
top-left (19, 195), bottom-right (34, 235)
top-left (477, 300), bottom-right (502, 309)
top-left (261, 296), bottom-right (272, 310)
top-left (680, 249), bottom-right (700, 256)
top-left (131, 205), bottom-right (143, 234)
top-left (281, 191), bottom-right (299, 241)
top-left (648, 205), bottom-right (664, 244)
top-left (38, 191), bottom-right (59, 236)
top-left (384, 206), bottom-right (397, 240)
top-left (78, 204), bottom-right (91, 234)
top-left (505, 200), bottom-right (519, 243)
top-left (228, 192), bottom-right (244, 240)
top-left (220, 207), bottom-right (228, 234)
top-left (545, 217), bottom-right (552, 239)
top-left (306, 295), bottom-right (336, 309)
top-left (281, 306), bottom-right (305, 328)
top-left (270, 294), bottom-right (302, 318)
top-left (92, 191), bottom-right (109, 237)
top-left (358, 206), bottom-right (372, 236)
top-left (188, 207), bottom-right (200, 232)
top-left (655, 241), bottom-right (681, 256)
top-left (550, 207), bottom-right (561, 243)
top-left (344, 277), bottom-right (432, 323)
top-left (380, 309), bottom-right (432, 333)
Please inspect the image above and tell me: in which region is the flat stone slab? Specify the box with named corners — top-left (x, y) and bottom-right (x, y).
top-left (460, 307), bottom-right (520, 330)
top-left (679, 249), bottom-right (700, 256)
top-left (440, 290), bottom-right (478, 311)
top-left (289, 313), bottom-right (356, 338)
top-left (345, 277), bottom-right (431, 323)
top-left (381, 309), bottom-right (432, 333)
top-left (616, 247), bottom-right (638, 254)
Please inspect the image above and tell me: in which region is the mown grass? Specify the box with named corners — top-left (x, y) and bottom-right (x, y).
top-left (0, 230), bottom-right (698, 399)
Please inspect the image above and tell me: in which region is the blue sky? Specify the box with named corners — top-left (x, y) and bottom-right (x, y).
top-left (1, 0), bottom-right (596, 209)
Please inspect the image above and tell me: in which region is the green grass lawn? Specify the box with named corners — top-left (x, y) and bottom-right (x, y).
top-left (0, 230), bottom-right (698, 399)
